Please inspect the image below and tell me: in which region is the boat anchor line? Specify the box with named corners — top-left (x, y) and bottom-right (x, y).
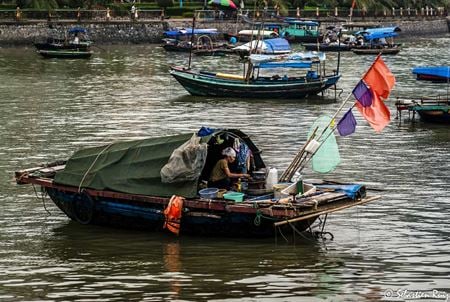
top-left (32, 183), bottom-right (51, 216)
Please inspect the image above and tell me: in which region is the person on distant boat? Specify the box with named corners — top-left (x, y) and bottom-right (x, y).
top-left (209, 147), bottom-right (250, 189)
top-left (73, 33), bottom-right (80, 44)
top-left (356, 35), bottom-right (364, 46)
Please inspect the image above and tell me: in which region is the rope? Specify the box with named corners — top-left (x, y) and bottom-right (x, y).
top-left (276, 225), bottom-right (289, 243)
top-left (254, 208), bottom-right (278, 226)
top-left (32, 184), bottom-right (51, 215)
top-left (78, 142), bottom-right (114, 193)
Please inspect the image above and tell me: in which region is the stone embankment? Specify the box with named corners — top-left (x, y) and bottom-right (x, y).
top-left (0, 17), bottom-right (448, 45)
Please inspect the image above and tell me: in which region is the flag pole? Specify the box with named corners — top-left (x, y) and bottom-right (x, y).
top-left (187, 16), bottom-right (196, 70)
top-left (282, 55), bottom-right (385, 180)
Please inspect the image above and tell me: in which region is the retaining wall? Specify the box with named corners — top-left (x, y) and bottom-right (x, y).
top-left (0, 17), bottom-right (448, 45)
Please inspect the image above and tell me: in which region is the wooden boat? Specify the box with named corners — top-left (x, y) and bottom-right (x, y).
top-left (412, 66), bottom-right (450, 82)
top-left (170, 52), bottom-right (340, 99)
top-left (14, 129), bottom-right (379, 237)
top-left (162, 28), bottom-right (228, 53)
top-left (224, 29), bottom-right (280, 43)
top-left (395, 96), bottom-right (450, 124)
top-left (34, 27), bottom-right (93, 59)
top-left (34, 27), bottom-right (92, 52)
top-left (37, 49), bottom-right (93, 59)
top-left (351, 26), bottom-right (402, 55)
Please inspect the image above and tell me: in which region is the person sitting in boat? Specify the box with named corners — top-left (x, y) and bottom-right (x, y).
top-left (209, 147), bottom-right (250, 189)
top-left (73, 33), bottom-right (80, 44)
top-left (356, 35), bottom-right (364, 46)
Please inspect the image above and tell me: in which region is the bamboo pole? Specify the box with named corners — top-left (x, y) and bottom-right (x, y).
top-left (273, 195), bottom-right (380, 227)
top-left (187, 16), bottom-right (196, 70)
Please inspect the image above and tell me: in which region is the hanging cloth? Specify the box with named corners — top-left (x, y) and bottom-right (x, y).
top-left (163, 195), bottom-right (184, 235)
top-left (236, 142), bottom-right (250, 173)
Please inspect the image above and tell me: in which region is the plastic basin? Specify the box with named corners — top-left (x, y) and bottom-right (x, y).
top-left (223, 191), bottom-right (245, 202)
top-left (199, 188), bottom-right (219, 199)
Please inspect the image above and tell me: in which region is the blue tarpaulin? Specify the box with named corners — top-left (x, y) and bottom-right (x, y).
top-left (264, 38), bottom-right (291, 53)
top-left (315, 184), bottom-right (365, 200)
top-left (356, 26), bottom-right (401, 41)
top-left (412, 66), bottom-right (450, 80)
top-left (259, 61), bottom-right (312, 69)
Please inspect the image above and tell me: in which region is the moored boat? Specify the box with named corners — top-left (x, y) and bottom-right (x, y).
top-left (37, 49), bottom-right (93, 59)
top-left (395, 96), bottom-right (450, 124)
top-left (34, 27), bottom-right (92, 52)
top-left (351, 26), bottom-right (402, 55)
top-left (14, 128), bottom-right (379, 237)
top-left (170, 51), bottom-right (340, 99)
top-left (34, 27), bottom-right (93, 59)
top-left (162, 28), bottom-right (228, 53)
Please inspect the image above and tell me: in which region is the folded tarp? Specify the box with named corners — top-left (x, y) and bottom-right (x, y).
top-left (54, 133), bottom-right (200, 198)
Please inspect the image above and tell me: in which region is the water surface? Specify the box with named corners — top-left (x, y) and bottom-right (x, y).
top-left (0, 36), bottom-right (449, 301)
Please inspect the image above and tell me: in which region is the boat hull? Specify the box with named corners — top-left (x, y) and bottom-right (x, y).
top-left (303, 43), bottom-right (352, 52)
top-left (352, 47), bottom-right (401, 55)
top-left (416, 109), bottom-right (450, 123)
top-left (170, 68), bottom-right (340, 99)
top-left (34, 42), bottom-right (91, 51)
top-left (37, 49), bottom-right (93, 59)
top-left (46, 187), bottom-right (316, 237)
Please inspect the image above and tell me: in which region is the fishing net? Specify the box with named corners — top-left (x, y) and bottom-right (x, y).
top-left (308, 115), bottom-right (341, 173)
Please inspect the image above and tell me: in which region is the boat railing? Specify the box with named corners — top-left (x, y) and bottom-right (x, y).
top-left (0, 8), bottom-right (164, 22)
top-left (395, 95), bottom-right (450, 108)
top-left (1, 7), bottom-right (447, 23)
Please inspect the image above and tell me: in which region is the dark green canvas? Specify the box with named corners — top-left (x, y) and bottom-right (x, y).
top-left (54, 133), bottom-right (199, 198)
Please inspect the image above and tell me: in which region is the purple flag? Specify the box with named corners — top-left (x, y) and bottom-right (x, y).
top-left (352, 80), bottom-right (373, 107)
top-left (337, 109), bottom-right (357, 136)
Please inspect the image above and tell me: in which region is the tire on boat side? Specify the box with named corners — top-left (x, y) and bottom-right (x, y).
top-left (72, 190), bottom-right (95, 225)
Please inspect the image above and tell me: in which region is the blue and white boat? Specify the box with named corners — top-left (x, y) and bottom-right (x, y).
top-left (352, 26), bottom-right (402, 55)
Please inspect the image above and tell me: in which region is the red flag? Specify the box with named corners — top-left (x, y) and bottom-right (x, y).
top-left (363, 56), bottom-right (395, 99)
top-left (356, 92), bottom-right (390, 132)
top-left (355, 55), bottom-right (395, 132)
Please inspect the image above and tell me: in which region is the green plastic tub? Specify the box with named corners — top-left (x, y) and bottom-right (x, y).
top-left (223, 191), bottom-right (245, 202)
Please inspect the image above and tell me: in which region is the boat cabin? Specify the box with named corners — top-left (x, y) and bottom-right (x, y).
top-left (281, 19), bottom-right (321, 42)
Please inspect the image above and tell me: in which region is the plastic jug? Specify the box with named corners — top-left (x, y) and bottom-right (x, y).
top-left (265, 168), bottom-right (278, 190)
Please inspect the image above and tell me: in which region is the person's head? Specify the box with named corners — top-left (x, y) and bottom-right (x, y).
top-left (222, 147), bottom-right (236, 163)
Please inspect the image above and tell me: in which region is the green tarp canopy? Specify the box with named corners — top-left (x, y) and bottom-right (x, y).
top-left (54, 133), bottom-right (199, 198)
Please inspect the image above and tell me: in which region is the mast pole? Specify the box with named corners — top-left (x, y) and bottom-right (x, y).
top-left (188, 16), bottom-right (196, 70)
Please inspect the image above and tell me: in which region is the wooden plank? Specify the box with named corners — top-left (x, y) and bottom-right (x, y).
top-left (273, 196), bottom-right (381, 227)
